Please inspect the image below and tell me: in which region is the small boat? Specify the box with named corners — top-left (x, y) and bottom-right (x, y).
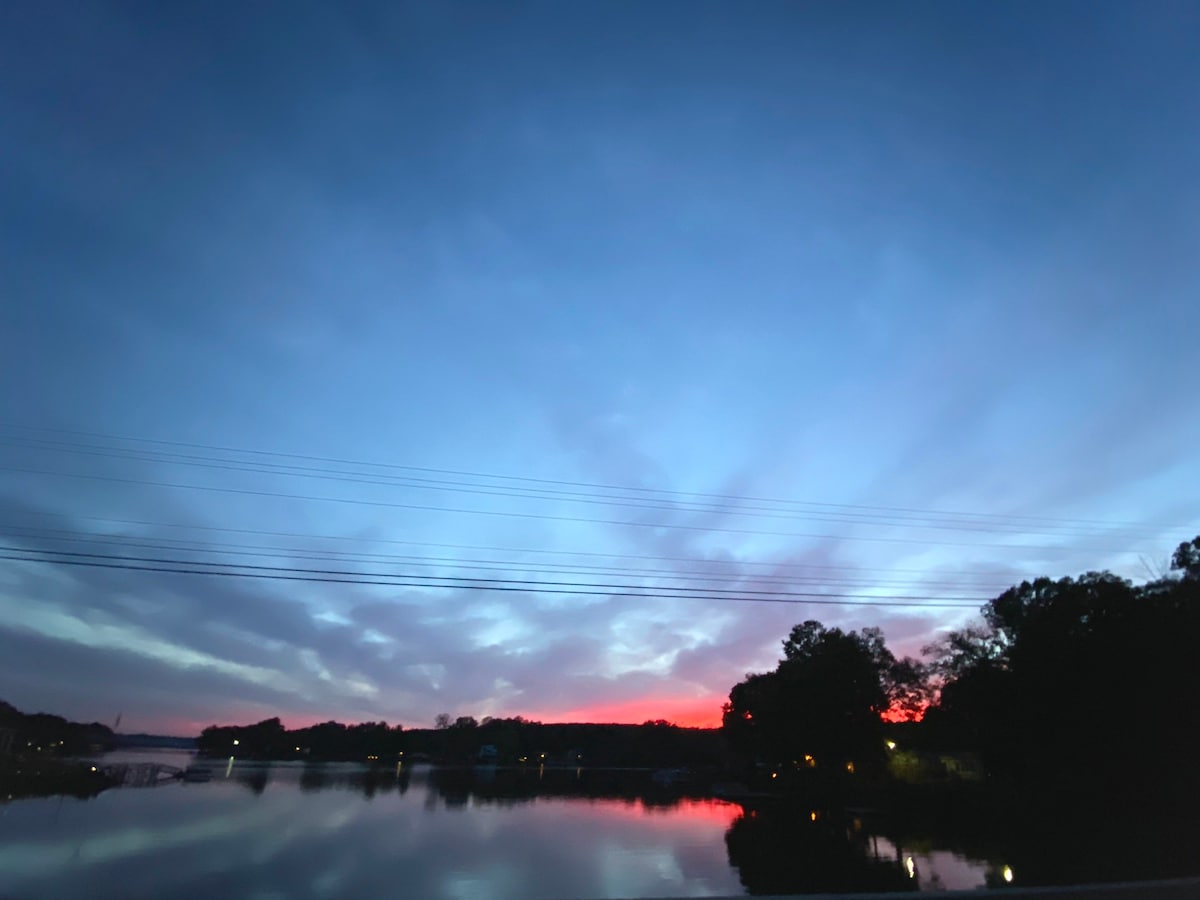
top-left (179, 766), bottom-right (212, 782)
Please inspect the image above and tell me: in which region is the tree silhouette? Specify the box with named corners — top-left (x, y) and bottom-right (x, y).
top-left (723, 620), bottom-right (922, 772)
top-left (923, 535), bottom-right (1200, 794)
top-left (1172, 536), bottom-right (1200, 580)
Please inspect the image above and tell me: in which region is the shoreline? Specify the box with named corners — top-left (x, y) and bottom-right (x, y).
top-left (0, 755), bottom-right (118, 801)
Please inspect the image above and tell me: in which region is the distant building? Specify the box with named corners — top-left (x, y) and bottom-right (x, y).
top-left (477, 744), bottom-right (499, 762)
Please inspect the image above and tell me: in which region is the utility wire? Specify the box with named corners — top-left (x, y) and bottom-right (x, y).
top-left (5, 434), bottom-right (1100, 536)
top-left (1, 549), bottom-right (984, 608)
top-left (4, 511), bottom-right (1066, 578)
top-left (0, 434), bottom-right (1160, 539)
top-left (0, 464), bottom-right (1145, 553)
top-left (0, 528), bottom-right (1011, 594)
top-left (0, 424), bottom-right (1179, 532)
top-left (3, 545), bottom-right (988, 603)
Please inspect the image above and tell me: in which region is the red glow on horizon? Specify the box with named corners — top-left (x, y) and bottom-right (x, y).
top-left (155, 693), bottom-right (919, 737)
top-left (168, 701), bottom-right (922, 737)
top-left (527, 694), bottom-right (724, 729)
top-left (162, 695), bottom-right (724, 738)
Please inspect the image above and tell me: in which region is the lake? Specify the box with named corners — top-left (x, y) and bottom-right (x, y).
top-left (0, 750), bottom-right (1194, 899)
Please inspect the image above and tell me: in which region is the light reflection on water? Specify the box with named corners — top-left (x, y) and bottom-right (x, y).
top-left (0, 753), bottom-right (989, 899)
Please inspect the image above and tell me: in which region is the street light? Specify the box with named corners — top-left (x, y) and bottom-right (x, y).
top-left (233, 739), bottom-right (239, 747)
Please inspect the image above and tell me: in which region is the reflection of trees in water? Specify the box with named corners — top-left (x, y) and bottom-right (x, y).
top-left (239, 761), bottom-right (421, 797)
top-left (300, 763), bottom-right (329, 793)
top-left (724, 806), bottom-right (915, 895)
top-left (426, 766), bottom-right (708, 810)
top-left (235, 764), bottom-right (271, 795)
top-left (883, 790), bottom-right (1200, 889)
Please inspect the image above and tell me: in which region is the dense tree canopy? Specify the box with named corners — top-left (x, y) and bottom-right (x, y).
top-left (1173, 535), bottom-right (1200, 580)
top-left (923, 536), bottom-right (1200, 791)
top-left (197, 715), bottom-right (723, 767)
top-left (0, 700), bottom-right (115, 756)
top-left (722, 620), bottom-right (927, 773)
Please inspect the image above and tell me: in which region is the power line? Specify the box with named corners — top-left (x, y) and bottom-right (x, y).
top-left (1, 528), bottom-right (1008, 594)
top-left (0, 434), bottom-right (1165, 540)
top-left (4, 511), bottom-right (1059, 579)
top-left (4, 434), bottom-right (1110, 536)
top-left (4, 545), bottom-right (986, 602)
top-left (0, 423), bottom-right (1179, 533)
top-left (0, 464), bottom-right (1144, 553)
top-left (1, 548), bottom-right (984, 609)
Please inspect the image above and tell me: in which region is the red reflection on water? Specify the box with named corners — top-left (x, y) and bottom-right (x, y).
top-left (561, 797), bottom-right (743, 830)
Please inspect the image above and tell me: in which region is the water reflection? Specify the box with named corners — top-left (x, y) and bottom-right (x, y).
top-left (0, 764), bottom-right (750, 900)
top-left (3, 760), bottom-right (1199, 899)
top-left (235, 763), bottom-right (270, 795)
top-left (724, 805), bottom-right (916, 894)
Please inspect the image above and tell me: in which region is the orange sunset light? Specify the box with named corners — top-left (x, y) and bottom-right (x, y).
top-left (528, 695), bottom-right (725, 728)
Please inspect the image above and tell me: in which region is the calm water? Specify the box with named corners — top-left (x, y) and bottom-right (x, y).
top-left (0, 750), bottom-right (1189, 899)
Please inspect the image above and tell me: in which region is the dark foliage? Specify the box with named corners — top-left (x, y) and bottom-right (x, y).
top-left (198, 718), bottom-right (400, 761)
top-left (922, 535), bottom-right (1200, 793)
top-left (0, 699), bottom-right (115, 756)
top-left (197, 714), bottom-right (724, 767)
top-left (721, 621), bottom-right (926, 775)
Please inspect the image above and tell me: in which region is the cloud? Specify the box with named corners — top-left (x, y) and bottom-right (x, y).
top-left (2, 0), bottom-right (1197, 737)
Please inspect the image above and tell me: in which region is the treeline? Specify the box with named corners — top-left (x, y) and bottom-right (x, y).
top-left (199, 535), bottom-right (1199, 795)
top-left (723, 536), bottom-right (1200, 799)
top-left (0, 699), bottom-right (115, 756)
top-left (0, 701), bottom-right (117, 799)
top-left (411, 718), bottom-right (724, 767)
top-left (919, 535), bottom-right (1200, 795)
top-left (199, 718), bottom-right (398, 760)
top-left (197, 715), bottom-right (725, 768)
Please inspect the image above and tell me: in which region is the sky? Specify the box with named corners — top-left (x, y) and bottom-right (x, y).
top-left (1, 1), bottom-right (1198, 735)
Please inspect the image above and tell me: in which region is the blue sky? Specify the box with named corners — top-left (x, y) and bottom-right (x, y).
top-left (1, 1), bottom-right (1198, 733)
